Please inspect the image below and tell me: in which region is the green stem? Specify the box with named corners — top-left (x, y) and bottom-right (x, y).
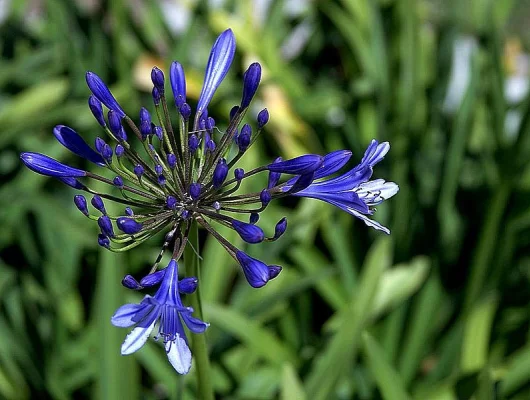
top-left (184, 221), bottom-right (214, 400)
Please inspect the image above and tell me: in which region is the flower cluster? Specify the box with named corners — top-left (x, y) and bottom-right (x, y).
top-left (20, 29), bottom-right (398, 373)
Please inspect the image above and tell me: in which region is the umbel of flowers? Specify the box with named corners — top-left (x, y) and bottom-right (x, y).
top-left (20, 29), bottom-right (398, 374)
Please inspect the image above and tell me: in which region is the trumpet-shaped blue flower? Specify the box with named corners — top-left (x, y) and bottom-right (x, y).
top-left (111, 260), bottom-right (208, 374)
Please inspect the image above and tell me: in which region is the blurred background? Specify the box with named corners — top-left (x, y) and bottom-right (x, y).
top-left (1, 0), bottom-right (530, 399)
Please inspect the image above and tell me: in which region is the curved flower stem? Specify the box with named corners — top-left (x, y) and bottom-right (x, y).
top-left (184, 221), bottom-right (214, 400)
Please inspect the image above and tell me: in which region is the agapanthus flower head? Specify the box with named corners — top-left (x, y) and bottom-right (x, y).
top-left (20, 28), bottom-right (398, 374)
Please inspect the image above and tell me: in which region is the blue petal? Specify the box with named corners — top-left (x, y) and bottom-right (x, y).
top-left (20, 152), bottom-right (86, 177)
top-left (267, 154), bottom-right (323, 175)
top-left (232, 220), bottom-right (265, 244)
top-left (140, 270), bottom-right (165, 287)
top-left (181, 312), bottom-right (209, 334)
top-left (85, 71), bottom-right (126, 117)
top-left (313, 150), bottom-right (352, 179)
top-left (293, 190), bottom-right (370, 214)
top-left (111, 303), bottom-right (145, 327)
top-left (53, 125), bottom-right (105, 166)
top-left (196, 29), bottom-right (236, 115)
top-left (235, 251), bottom-right (270, 288)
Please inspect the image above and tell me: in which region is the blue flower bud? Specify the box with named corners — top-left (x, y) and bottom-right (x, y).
top-left (274, 217), bottom-right (287, 239)
top-left (95, 137), bottom-right (106, 153)
top-left (53, 125), bottom-right (105, 166)
top-left (151, 67), bottom-right (165, 92)
top-left (134, 164), bottom-right (144, 178)
top-left (314, 150), bottom-right (352, 180)
top-left (230, 105), bottom-right (239, 120)
top-left (115, 144), bottom-right (125, 157)
top-left (212, 158), bottom-right (228, 188)
top-left (180, 103), bottom-right (191, 120)
top-left (74, 195), bottom-right (89, 216)
top-left (152, 87), bottom-right (161, 105)
top-left (117, 217), bottom-right (143, 234)
top-left (235, 250), bottom-right (270, 288)
top-left (59, 177), bottom-right (85, 189)
top-left (257, 108), bottom-right (269, 128)
top-left (158, 175), bottom-right (166, 186)
top-left (20, 152), bottom-right (86, 177)
top-left (140, 270), bottom-right (165, 287)
top-left (189, 183), bottom-right (201, 200)
top-left (188, 134), bottom-right (199, 153)
top-left (181, 210), bottom-right (190, 219)
top-left (153, 126), bottom-right (163, 140)
top-left (113, 176), bottom-right (124, 188)
top-left (140, 120), bottom-right (151, 139)
top-left (206, 117), bottom-right (215, 134)
top-left (232, 219), bottom-right (265, 243)
top-left (98, 234), bottom-right (110, 248)
top-left (108, 110), bottom-right (123, 136)
top-left (102, 144), bottom-right (113, 162)
top-left (212, 201), bottom-right (221, 210)
top-left (88, 95), bottom-right (106, 127)
top-left (167, 153), bottom-right (177, 168)
top-left (125, 207), bottom-right (134, 216)
top-left (206, 139), bottom-right (216, 153)
top-left (121, 274), bottom-right (142, 290)
top-left (166, 196), bottom-right (177, 209)
top-left (260, 189), bottom-right (271, 206)
top-left (240, 62), bottom-right (261, 108)
top-left (98, 215), bottom-right (114, 237)
top-left (267, 154), bottom-right (323, 175)
top-left (249, 213), bottom-right (259, 224)
top-left (91, 195), bottom-right (106, 214)
top-left (117, 127), bottom-right (128, 142)
top-left (155, 164), bottom-right (163, 175)
top-left (178, 277), bottom-right (198, 294)
top-left (234, 168), bottom-right (244, 181)
top-left (170, 61), bottom-right (186, 108)
top-left (287, 172), bottom-right (315, 193)
top-left (268, 265), bottom-right (282, 280)
top-left (267, 157), bottom-right (282, 188)
top-left (86, 71), bottom-right (126, 117)
top-left (238, 124), bottom-right (251, 152)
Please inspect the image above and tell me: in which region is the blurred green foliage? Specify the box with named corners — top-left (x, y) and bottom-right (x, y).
top-left (1, 0), bottom-right (530, 399)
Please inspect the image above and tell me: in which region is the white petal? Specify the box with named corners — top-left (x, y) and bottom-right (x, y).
top-left (356, 180), bottom-right (399, 205)
top-left (121, 321), bottom-right (156, 355)
top-left (348, 208), bottom-right (391, 234)
top-left (165, 335), bottom-right (192, 374)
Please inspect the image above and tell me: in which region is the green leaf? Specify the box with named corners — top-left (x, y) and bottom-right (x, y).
top-left (281, 363), bottom-right (306, 400)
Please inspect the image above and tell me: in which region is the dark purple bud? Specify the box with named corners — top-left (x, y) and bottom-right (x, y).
top-left (155, 164), bottom-right (163, 175)
top-left (234, 168), bottom-right (244, 181)
top-left (236, 250), bottom-right (270, 288)
top-left (117, 217), bottom-right (143, 234)
top-left (257, 108), bottom-right (269, 128)
top-left (170, 61), bottom-right (186, 108)
top-left (125, 207), bottom-right (134, 216)
top-left (98, 234), bottom-right (110, 248)
top-left (122, 274), bottom-right (142, 290)
top-left (181, 210), bottom-right (190, 219)
top-left (91, 195), bottom-right (106, 214)
top-left (249, 213), bottom-right (259, 224)
top-left (267, 157), bottom-right (282, 189)
top-left (88, 95), bottom-right (106, 127)
top-left (268, 265), bottom-right (282, 280)
top-left (238, 124), bottom-right (252, 152)
top-left (86, 71), bottom-right (125, 117)
top-left (140, 108), bottom-right (151, 123)
top-left (20, 152), bottom-right (86, 177)
top-left (158, 175), bottom-right (166, 186)
top-left (314, 150), bottom-right (352, 180)
top-left (166, 196), bottom-right (177, 209)
top-left (113, 176), bottom-right (124, 188)
top-left (167, 153), bottom-right (177, 168)
top-left (212, 158), bottom-right (228, 188)
top-left (140, 270), bottom-right (165, 287)
top-left (274, 217), bottom-right (287, 239)
top-left (206, 117), bottom-right (215, 134)
top-left (260, 189), bottom-right (271, 206)
top-left (240, 62), bottom-right (261, 108)
top-left (98, 215), bottom-right (114, 237)
top-left (59, 177), bottom-right (86, 189)
top-left (206, 139), bottom-right (216, 153)
top-left (288, 172), bottom-right (315, 193)
top-left (108, 110), bottom-right (123, 136)
top-left (178, 277), bottom-right (198, 294)
top-left (53, 125), bottom-right (105, 166)
top-left (74, 195), bottom-right (89, 216)
top-left (151, 67), bottom-right (165, 92)
top-left (189, 183), bottom-right (201, 200)
top-left (197, 28), bottom-right (236, 113)
top-left (140, 120), bottom-right (151, 139)
top-left (117, 127), bottom-right (128, 142)
top-left (152, 87), bottom-right (161, 105)
top-left (232, 220), bottom-right (265, 243)
top-left (94, 137), bottom-right (106, 153)
top-left (180, 103), bottom-right (191, 120)
top-left (188, 134), bottom-right (199, 153)
top-left (267, 154), bottom-right (323, 175)
top-left (115, 144), bottom-right (125, 157)
top-left (153, 126), bottom-right (163, 140)
top-left (230, 105), bottom-right (239, 120)
top-left (134, 164), bottom-right (144, 178)
top-left (102, 144), bottom-right (113, 162)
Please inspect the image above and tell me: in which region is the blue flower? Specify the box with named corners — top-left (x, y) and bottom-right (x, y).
top-left (111, 260), bottom-right (208, 374)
